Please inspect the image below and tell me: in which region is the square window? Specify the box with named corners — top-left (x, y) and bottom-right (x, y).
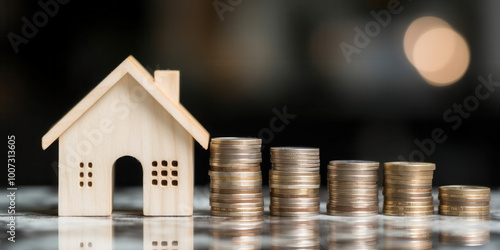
top-left (80, 162), bottom-right (84, 168)
top-left (88, 172), bottom-right (92, 178)
top-left (88, 162), bottom-right (92, 168)
top-left (152, 241), bottom-right (158, 246)
top-left (88, 181), bottom-right (93, 187)
top-left (152, 171), bottom-right (158, 176)
top-left (152, 161), bottom-right (158, 167)
top-left (161, 160), bottom-right (168, 166)
top-left (161, 180), bottom-right (168, 186)
top-left (172, 180), bottom-right (178, 186)
top-left (172, 160), bottom-right (178, 167)
top-left (172, 240), bottom-right (178, 246)
top-left (79, 181), bottom-right (84, 187)
top-left (152, 179), bottom-right (158, 185)
top-left (161, 241), bottom-right (168, 246)
top-left (161, 170), bottom-right (168, 176)
top-left (79, 172), bottom-right (84, 178)
top-left (172, 170), bottom-right (178, 176)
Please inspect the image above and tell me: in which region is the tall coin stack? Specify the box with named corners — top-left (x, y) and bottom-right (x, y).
top-left (383, 162), bottom-right (435, 216)
top-left (209, 137), bottom-right (264, 217)
top-left (438, 185), bottom-right (490, 217)
top-left (269, 147), bottom-right (320, 216)
top-left (327, 160), bottom-right (379, 216)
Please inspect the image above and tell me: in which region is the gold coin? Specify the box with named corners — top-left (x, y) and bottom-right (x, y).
top-left (211, 137), bottom-right (262, 145)
top-left (271, 188), bottom-right (318, 195)
top-left (384, 170), bottom-right (435, 176)
top-left (270, 211), bottom-right (319, 217)
top-left (210, 188), bottom-right (262, 194)
top-left (439, 210), bottom-right (490, 216)
top-left (327, 183), bottom-right (378, 189)
top-left (327, 204), bottom-right (379, 212)
top-left (383, 210), bottom-right (434, 216)
top-left (271, 193), bottom-right (319, 199)
top-left (383, 179), bottom-right (432, 185)
top-left (438, 205), bottom-right (490, 211)
top-left (383, 205), bottom-right (434, 212)
top-left (328, 181), bottom-right (377, 186)
top-left (326, 210), bottom-right (378, 216)
top-left (384, 201), bottom-right (433, 206)
top-left (209, 170), bottom-right (262, 177)
top-left (439, 185), bottom-right (490, 194)
top-left (438, 193), bottom-right (490, 199)
top-left (439, 201), bottom-right (490, 206)
top-left (384, 162), bottom-right (436, 171)
top-left (270, 207), bottom-right (319, 212)
top-left (328, 200), bottom-right (379, 206)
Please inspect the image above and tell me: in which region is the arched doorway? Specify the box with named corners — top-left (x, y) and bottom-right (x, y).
top-left (112, 156), bottom-right (143, 214)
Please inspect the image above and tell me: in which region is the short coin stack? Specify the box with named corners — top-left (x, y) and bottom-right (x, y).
top-left (438, 185), bottom-right (490, 217)
top-left (383, 162), bottom-right (435, 216)
top-left (327, 160), bottom-right (379, 216)
top-left (269, 147), bottom-right (320, 216)
top-left (209, 137), bottom-right (264, 217)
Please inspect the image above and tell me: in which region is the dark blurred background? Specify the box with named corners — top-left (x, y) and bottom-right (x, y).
top-left (1, 0), bottom-right (499, 188)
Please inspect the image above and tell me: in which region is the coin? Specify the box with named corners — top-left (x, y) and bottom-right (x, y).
top-left (383, 210), bottom-right (434, 216)
top-left (211, 137), bottom-right (262, 145)
top-left (384, 162), bottom-right (436, 171)
top-left (439, 210), bottom-right (490, 216)
top-left (439, 185), bottom-right (490, 194)
top-left (438, 205), bottom-right (490, 211)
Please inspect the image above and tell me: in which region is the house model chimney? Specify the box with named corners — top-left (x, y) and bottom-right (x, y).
top-left (155, 70), bottom-right (180, 103)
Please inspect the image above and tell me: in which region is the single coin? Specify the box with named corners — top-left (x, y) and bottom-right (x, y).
top-left (327, 183), bottom-right (378, 189)
top-left (271, 188), bottom-right (318, 195)
top-left (329, 160), bottom-right (379, 167)
top-left (209, 170), bottom-right (262, 177)
top-left (327, 204), bottom-right (379, 211)
top-left (271, 197), bottom-right (319, 203)
top-left (270, 211), bottom-right (319, 217)
top-left (270, 207), bottom-right (319, 212)
top-left (383, 205), bottom-right (434, 212)
top-left (328, 200), bottom-right (379, 206)
top-left (210, 202), bottom-right (264, 208)
top-left (269, 169), bottom-right (319, 176)
top-left (384, 162), bottom-right (436, 171)
top-left (438, 205), bottom-right (490, 211)
top-left (210, 166), bottom-right (262, 172)
top-left (439, 185), bottom-right (490, 194)
top-left (438, 193), bottom-right (490, 199)
top-left (210, 188), bottom-right (262, 194)
top-left (327, 169), bottom-right (379, 175)
top-left (210, 197), bottom-right (263, 204)
top-left (210, 192), bottom-right (263, 199)
top-left (328, 181), bottom-right (378, 186)
top-left (383, 187), bottom-right (432, 193)
top-left (271, 193), bottom-right (319, 198)
top-left (270, 184), bottom-right (320, 189)
top-left (383, 210), bottom-right (434, 216)
top-left (384, 170), bottom-right (435, 176)
top-left (439, 210), bottom-right (490, 216)
top-left (211, 137), bottom-right (262, 145)
top-left (383, 196), bottom-right (433, 202)
top-left (384, 201), bottom-right (434, 206)
top-left (383, 180), bottom-right (433, 185)
top-left (270, 146), bottom-right (319, 154)
top-left (439, 201), bottom-right (490, 206)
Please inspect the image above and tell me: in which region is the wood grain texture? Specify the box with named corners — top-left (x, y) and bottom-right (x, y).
top-left (43, 56), bottom-right (207, 216)
top-left (58, 73), bottom-right (194, 216)
top-left (42, 55), bottom-right (209, 150)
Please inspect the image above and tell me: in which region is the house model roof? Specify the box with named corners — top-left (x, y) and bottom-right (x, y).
top-left (42, 56), bottom-right (210, 150)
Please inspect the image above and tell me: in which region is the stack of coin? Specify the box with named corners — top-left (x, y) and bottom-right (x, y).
top-left (209, 137), bottom-right (264, 217)
top-left (328, 216), bottom-right (378, 249)
top-left (270, 217), bottom-right (320, 249)
top-left (439, 217), bottom-right (490, 246)
top-left (383, 162), bottom-right (435, 216)
top-left (210, 217), bottom-right (263, 249)
top-left (438, 185), bottom-right (490, 217)
top-left (269, 147), bottom-right (320, 216)
top-left (327, 160), bottom-right (379, 216)
top-left (383, 217), bottom-right (433, 250)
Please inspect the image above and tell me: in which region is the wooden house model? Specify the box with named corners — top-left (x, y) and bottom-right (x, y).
top-left (42, 56), bottom-right (209, 216)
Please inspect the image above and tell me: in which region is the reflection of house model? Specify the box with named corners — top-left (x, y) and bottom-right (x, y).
top-left (42, 56), bottom-right (209, 216)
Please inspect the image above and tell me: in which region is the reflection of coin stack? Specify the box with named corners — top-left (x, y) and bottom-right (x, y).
top-left (209, 137), bottom-right (264, 217)
top-left (269, 147), bottom-right (320, 216)
top-left (328, 216), bottom-right (378, 249)
top-left (327, 160), bottom-right (379, 216)
top-left (270, 217), bottom-right (320, 249)
top-left (383, 162), bottom-right (435, 216)
top-left (438, 185), bottom-right (490, 217)
top-left (383, 217), bottom-right (433, 250)
top-left (210, 217), bottom-right (263, 250)
top-left (439, 216), bottom-right (490, 246)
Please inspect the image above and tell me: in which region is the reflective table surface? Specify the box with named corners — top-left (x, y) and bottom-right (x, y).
top-left (1, 186), bottom-right (500, 249)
